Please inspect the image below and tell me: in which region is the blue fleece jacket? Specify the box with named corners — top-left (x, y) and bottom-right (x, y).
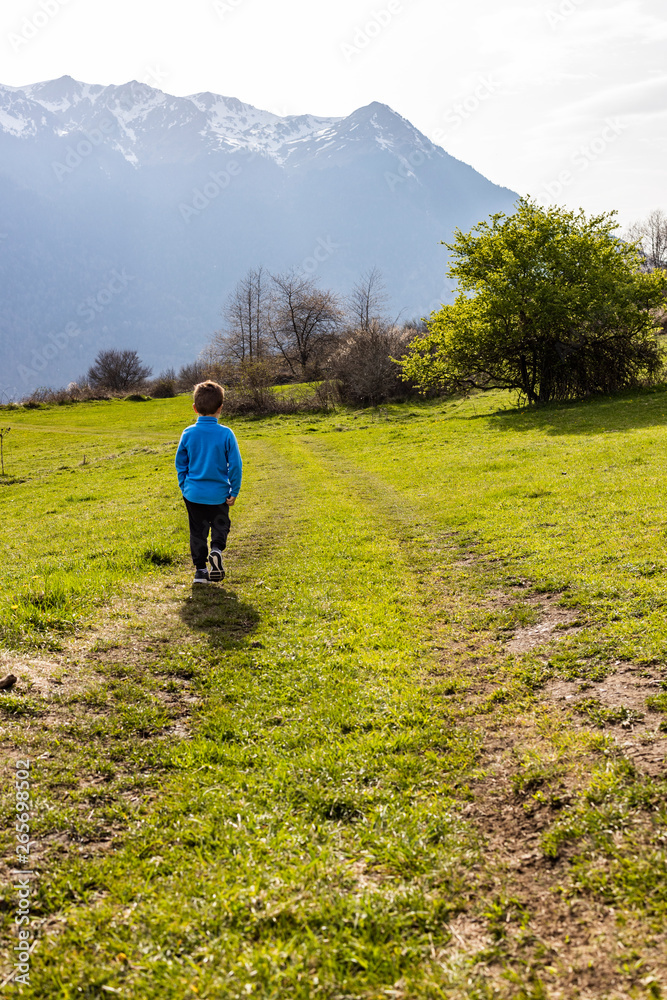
top-left (175, 416), bottom-right (242, 504)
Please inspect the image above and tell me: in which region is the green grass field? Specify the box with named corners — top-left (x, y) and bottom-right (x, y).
top-left (1, 390), bottom-right (666, 999)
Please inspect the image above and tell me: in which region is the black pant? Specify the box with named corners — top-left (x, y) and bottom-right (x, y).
top-left (183, 498), bottom-right (231, 569)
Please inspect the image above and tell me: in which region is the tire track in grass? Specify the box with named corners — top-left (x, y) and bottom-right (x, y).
top-left (0, 437), bottom-right (314, 987)
top-left (12, 429), bottom-right (661, 998)
top-left (16, 434), bottom-right (485, 999)
top-left (297, 434), bottom-right (667, 999)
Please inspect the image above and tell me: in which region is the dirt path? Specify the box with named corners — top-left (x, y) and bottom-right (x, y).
top-left (1, 431), bottom-right (665, 998)
top-left (300, 434), bottom-right (667, 999)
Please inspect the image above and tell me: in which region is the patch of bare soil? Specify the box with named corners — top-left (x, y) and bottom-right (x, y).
top-left (427, 561), bottom-right (667, 996)
top-left (464, 574), bottom-right (666, 770)
top-left (0, 648), bottom-right (92, 699)
top-left (483, 586), bottom-right (579, 654)
top-left (545, 661), bottom-right (667, 776)
top-left (505, 600), bottom-right (581, 654)
top-left (0, 578), bottom-right (194, 716)
top-left (474, 577), bottom-right (667, 775)
top-left (451, 724), bottom-right (667, 998)
top-left (452, 549), bottom-right (582, 657)
top-left (0, 576), bottom-right (202, 892)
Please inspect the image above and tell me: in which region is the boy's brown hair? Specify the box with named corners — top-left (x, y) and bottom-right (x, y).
top-left (193, 380), bottom-right (225, 415)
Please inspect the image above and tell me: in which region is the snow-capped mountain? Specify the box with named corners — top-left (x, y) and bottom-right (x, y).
top-left (0, 76), bottom-right (433, 163)
top-left (0, 76), bottom-right (451, 172)
top-left (0, 76), bottom-right (518, 397)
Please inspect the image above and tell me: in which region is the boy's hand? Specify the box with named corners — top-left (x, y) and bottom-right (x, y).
top-left (226, 496), bottom-right (236, 506)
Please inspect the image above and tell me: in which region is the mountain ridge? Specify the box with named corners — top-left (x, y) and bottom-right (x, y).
top-left (0, 76), bottom-right (457, 170)
top-left (0, 77), bottom-right (518, 399)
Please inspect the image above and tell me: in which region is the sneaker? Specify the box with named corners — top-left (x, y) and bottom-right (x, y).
top-left (208, 549), bottom-right (225, 582)
top-left (193, 568), bottom-right (210, 584)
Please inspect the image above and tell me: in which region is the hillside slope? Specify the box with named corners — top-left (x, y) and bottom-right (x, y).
top-left (0, 390), bottom-right (666, 996)
top-left (0, 77), bottom-right (518, 399)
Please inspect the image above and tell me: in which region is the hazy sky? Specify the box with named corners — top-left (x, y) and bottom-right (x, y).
top-left (1, 0), bottom-right (665, 225)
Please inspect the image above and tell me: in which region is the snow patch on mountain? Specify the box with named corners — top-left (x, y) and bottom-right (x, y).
top-left (0, 106), bottom-right (30, 136)
top-left (0, 76), bottom-right (442, 170)
top-left (0, 75), bottom-right (519, 400)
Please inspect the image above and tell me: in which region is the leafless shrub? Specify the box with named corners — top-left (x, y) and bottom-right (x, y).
top-left (313, 379), bottom-right (341, 409)
top-left (21, 386), bottom-right (62, 406)
top-left (22, 385), bottom-right (78, 405)
top-left (328, 320), bottom-right (418, 406)
top-left (19, 380), bottom-right (114, 405)
top-left (220, 358), bottom-right (324, 415)
top-left (148, 368), bottom-right (177, 398)
top-left (173, 360), bottom-right (209, 393)
top-left (222, 387), bottom-right (316, 416)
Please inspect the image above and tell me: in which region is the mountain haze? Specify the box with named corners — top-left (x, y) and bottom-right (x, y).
top-left (0, 76), bottom-right (518, 397)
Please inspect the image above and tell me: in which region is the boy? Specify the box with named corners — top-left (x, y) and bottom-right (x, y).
top-left (175, 380), bottom-right (242, 584)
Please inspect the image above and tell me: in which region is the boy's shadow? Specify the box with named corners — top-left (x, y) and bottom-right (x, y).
top-left (179, 585), bottom-right (260, 651)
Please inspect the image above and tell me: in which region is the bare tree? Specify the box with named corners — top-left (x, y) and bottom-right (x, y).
top-left (269, 271), bottom-right (343, 378)
top-left (626, 209), bottom-right (667, 271)
top-left (211, 266), bottom-right (270, 364)
top-left (347, 266), bottom-right (389, 331)
top-left (87, 349), bottom-right (152, 392)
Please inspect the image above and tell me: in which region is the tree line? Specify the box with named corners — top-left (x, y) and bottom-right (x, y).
top-left (17, 203), bottom-right (667, 410)
top-left (200, 264), bottom-right (422, 398)
top-left (66, 267), bottom-right (424, 409)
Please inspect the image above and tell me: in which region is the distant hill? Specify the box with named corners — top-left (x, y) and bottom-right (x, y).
top-left (0, 76), bottom-right (518, 398)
